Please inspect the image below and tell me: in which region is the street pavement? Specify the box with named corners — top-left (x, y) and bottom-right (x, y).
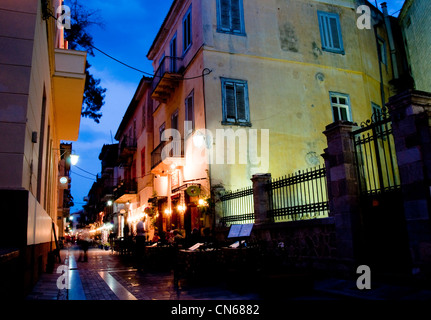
top-left (27, 245), bottom-right (262, 301)
top-left (26, 245), bottom-right (431, 302)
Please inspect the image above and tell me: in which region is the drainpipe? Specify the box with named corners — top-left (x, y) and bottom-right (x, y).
top-left (381, 2), bottom-right (399, 79)
top-left (374, 23), bottom-right (386, 108)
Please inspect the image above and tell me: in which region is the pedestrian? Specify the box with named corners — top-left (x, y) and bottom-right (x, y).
top-left (78, 227), bottom-right (91, 262)
top-left (136, 217), bottom-right (146, 270)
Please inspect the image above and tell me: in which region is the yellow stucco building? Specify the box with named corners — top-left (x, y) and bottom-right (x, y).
top-left (144, 0), bottom-right (398, 227)
top-left (0, 0), bottom-right (86, 296)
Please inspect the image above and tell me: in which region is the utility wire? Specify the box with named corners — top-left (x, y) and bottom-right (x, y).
top-left (43, 9), bottom-right (212, 79)
top-left (70, 169), bottom-right (97, 181)
top-left (74, 165), bottom-right (98, 177)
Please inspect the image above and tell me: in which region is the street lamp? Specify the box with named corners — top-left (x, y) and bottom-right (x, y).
top-left (70, 154), bottom-right (79, 165)
top-left (55, 148), bottom-right (79, 165)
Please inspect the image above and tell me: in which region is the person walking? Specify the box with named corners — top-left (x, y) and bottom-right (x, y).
top-left (136, 218), bottom-right (146, 271)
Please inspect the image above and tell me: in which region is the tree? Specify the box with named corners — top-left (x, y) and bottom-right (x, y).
top-left (64, 0), bottom-right (106, 123)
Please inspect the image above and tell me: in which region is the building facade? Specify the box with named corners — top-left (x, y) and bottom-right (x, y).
top-left (144, 0), bottom-right (402, 225)
top-left (399, 0), bottom-right (431, 92)
top-left (113, 77), bottom-right (155, 238)
top-left (0, 0), bottom-right (86, 296)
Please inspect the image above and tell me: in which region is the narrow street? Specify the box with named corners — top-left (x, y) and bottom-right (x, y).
top-left (27, 245), bottom-right (262, 301)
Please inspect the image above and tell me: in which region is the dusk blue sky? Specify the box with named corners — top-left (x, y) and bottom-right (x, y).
top-left (65, 0), bottom-right (406, 213)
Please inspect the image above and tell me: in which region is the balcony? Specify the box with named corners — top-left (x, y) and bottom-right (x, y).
top-left (151, 139), bottom-right (185, 175)
top-left (52, 48), bottom-right (87, 141)
top-left (114, 179), bottom-right (137, 203)
top-left (152, 56), bottom-right (184, 103)
top-left (118, 135), bottom-right (137, 165)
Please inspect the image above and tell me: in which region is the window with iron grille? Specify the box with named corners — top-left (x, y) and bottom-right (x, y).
top-left (217, 0), bottom-right (245, 35)
top-left (318, 11), bottom-right (344, 54)
top-left (221, 78), bottom-right (250, 126)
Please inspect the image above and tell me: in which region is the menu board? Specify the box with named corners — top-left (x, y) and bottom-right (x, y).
top-left (227, 223), bottom-right (253, 238)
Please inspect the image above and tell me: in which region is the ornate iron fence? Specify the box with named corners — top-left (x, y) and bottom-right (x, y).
top-left (219, 187), bottom-right (254, 226)
top-left (219, 165), bottom-right (329, 225)
top-left (352, 106), bottom-right (400, 195)
top-left (267, 165), bottom-right (329, 222)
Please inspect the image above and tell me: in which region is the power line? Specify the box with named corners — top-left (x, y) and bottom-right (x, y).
top-left (43, 9), bottom-right (212, 79)
top-left (70, 169), bottom-right (97, 181)
top-left (74, 165), bottom-right (98, 177)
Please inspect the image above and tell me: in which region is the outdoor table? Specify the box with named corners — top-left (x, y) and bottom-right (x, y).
top-left (176, 248), bottom-right (221, 281)
top-left (144, 244), bottom-right (176, 271)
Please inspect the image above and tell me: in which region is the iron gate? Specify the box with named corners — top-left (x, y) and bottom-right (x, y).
top-left (352, 106), bottom-right (410, 274)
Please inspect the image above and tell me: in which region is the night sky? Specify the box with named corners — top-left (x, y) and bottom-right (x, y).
top-left (65, 0), bottom-right (406, 214)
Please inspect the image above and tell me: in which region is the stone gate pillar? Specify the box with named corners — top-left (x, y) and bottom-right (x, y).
top-left (251, 173), bottom-right (272, 225)
top-left (387, 90), bottom-right (431, 276)
top-left (322, 121), bottom-right (361, 269)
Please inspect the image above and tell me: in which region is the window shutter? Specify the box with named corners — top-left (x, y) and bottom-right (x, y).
top-left (318, 12), bottom-right (343, 53)
top-left (231, 0), bottom-right (242, 32)
top-left (220, 0), bottom-right (231, 30)
top-left (225, 83), bottom-right (236, 121)
top-left (320, 15), bottom-right (329, 48)
top-left (185, 95), bottom-right (194, 134)
top-left (141, 148), bottom-right (146, 176)
top-left (236, 83), bottom-right (246, 121)
top-left (329, 16), bottom-right (340, 49)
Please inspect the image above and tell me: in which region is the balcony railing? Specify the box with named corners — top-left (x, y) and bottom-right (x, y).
top-left (151, 139), bottom-right (184, 169)
top-left (152, 56), bottom-right (184, 103)
top-left (114, 178), bottom-right (137, 201)
top-left (118, 135), bottom-right (137, 164)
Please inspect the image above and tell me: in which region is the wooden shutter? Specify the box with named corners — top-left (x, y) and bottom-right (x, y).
top-left (231, 0), bottom-right (242, 33)
top-left (235, 83), bottom-right (246, 122)
top-left (220, 0), bottom-right (231, 31)
top-left (225, 83), bottom-right (236, 122)
top-left (185, 95), bottom-right (194, 134)
top-left (319, 14), bottom-right (329, 49)
top-left (329, 16), bottom-right (340, 49)
top-left (141, 148), bottom-right (145, 176)
top-left (319, 12), bottom-right (342, 52)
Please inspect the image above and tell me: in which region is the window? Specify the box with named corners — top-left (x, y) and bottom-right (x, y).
top-left (377, 38), bottom-right (387, 65)
top-left (372, 102), bottom-right (384, 135)
top-left (221, 78), bottom-right (250, 125)
top-left (371, 102), bottom-right (382, 120)
top-left (171, 109), bottom-right (179, 131)
top-left (318, 11), bottom-right (344, 54)
top-left (217, 0), bottom-right (245, 35)
top-left (330, 92), bottom-right (351, 122)
top-left (142, 103), bottom-right (146, 131)
top-left (170, 33), bottom-right (177, 72)
top-left (159, 122), bottom-right (165, 144)
top-left (159, 53), bottom-right (165, 76)
top-left (185, 91), bottom-right (194, 136)
top-left (141, 147), bottom-right (146, 177)
top-left (183, 6), bottom-right (192, 54)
